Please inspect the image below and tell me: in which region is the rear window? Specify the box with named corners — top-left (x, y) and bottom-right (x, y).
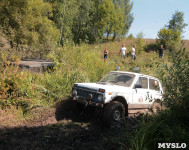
top-left (149, 79), bottom-right (160, 91)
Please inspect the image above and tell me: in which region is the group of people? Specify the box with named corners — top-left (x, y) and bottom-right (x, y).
top-left (103, 44), bottom-right (136, 62)
top-left (103, 44), bottom-right (164, 62)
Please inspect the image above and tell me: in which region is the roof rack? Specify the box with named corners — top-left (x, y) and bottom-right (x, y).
top-left (115, 66), bottom-right (140, 73)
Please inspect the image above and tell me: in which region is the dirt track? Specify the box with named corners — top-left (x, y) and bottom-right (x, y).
top-left (0, 100), bottom-right (142, 150)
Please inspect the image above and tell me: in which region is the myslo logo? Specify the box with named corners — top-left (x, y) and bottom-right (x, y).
top-left (158, 143), bottom-right (187, 149)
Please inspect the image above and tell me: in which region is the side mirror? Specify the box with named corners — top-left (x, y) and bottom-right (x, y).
top-left (135, 84), bottom-right (142, 88)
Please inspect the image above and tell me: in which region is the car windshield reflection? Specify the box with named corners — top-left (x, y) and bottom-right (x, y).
top-left (97, 72), bottom-right (135, 87)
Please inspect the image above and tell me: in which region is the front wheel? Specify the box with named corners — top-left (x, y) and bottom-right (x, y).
top-left (103, 101), bottom-right (125, 127)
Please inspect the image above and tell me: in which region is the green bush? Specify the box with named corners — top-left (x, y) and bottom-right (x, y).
top-left (159, 48), bottom-right (189, 115)
top-left (0, 53), bottom-right (35, 109)
top-left (127, 33), bottom-right (135, 39)
top-left (136, 32), bottom-right (146, 54)
top-left (156, 28), bottom-right (181, 51)
top-left (123, 48), bottom-right (189, 149)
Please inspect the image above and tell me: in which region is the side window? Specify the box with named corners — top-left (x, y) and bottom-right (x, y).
top-left (149, 79), bottom-right (160, 91)
top-left (136, 77), bottom-right (148, 89)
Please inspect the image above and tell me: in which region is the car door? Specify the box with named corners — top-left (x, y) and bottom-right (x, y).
top-left (148, 78), bottom-right (162, 101)
top-left (132, 76), bottom-right (150, 104)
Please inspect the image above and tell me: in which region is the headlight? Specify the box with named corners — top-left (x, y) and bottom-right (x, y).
top-left (72, 89), bottom-right (77, 97)
top-left (96, 94), bottom-right (103, 102)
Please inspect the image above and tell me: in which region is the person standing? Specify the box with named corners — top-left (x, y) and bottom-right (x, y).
top-left (104, 47), bottom-right (109, 62)
top-left (131, 45), bottom-right (136, 60)
top-left (120, 44), bottom-right (127, 59)
top-left (159, 45), bottom-right (164, 59)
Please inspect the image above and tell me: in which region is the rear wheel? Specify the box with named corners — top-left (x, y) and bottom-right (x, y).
top-left (152, 102), bottom-right (162, 114)
top-left (103, 101), bottom-right (125, 126)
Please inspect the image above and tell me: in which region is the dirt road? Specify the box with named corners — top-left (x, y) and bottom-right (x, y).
top-left (0, 100), bottom-right (141, 150)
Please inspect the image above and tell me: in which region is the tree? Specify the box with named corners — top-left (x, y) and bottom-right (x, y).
top-left (104, 1), bottom-right (125, 40)
top-left (156, 28), bottom-right (181, 51)
top-left (0, 0), bottom-right (59, 58)
top-left (127, 33), bottom-right (134, 39)
top-left (72, 0), bottom-right (94, 43)
top-left (112, 0), bottom-right (134, 37)
top-left (167, 11), bottom-right (188, 34)
top-left (136, 32), bottom-right (145, 54)
top-left (47, 0), bottom-right (79, 46)
top-left (156, 11), bottom-right (187, 51)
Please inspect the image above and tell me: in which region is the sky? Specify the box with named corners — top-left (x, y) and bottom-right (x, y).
top-left (128, 0), bottom-right (189, 40)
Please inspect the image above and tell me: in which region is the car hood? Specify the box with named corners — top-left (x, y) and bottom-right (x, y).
top-left (76, 83), bottom-right (130, 92)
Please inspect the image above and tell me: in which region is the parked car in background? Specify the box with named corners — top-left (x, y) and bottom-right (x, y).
top-left (11, 60), bottom-right (55, 73)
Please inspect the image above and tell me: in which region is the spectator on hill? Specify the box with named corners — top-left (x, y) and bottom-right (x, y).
top-left (120, 44), bottom-right (127, 59)
top-left (159, 45), bottom-right (164, 59)
top-left (104, 47), bottom-right (109, 62)
top-left (131, 45), bottom-right (136, 60)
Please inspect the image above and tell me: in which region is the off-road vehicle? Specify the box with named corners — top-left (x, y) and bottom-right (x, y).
top-left (71, 70), bottom-right (163, 126)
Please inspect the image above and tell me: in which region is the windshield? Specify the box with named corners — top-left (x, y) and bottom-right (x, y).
top-left (98, 72), bottom-right (135, 87)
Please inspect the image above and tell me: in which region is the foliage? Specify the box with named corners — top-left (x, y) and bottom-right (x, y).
top-left (0, 43), bottom-right (115, 110)
top-left (166, 11), bottom-right (188, 34)
top-left (112, 0), bottom-right (134, 37)
top-left (121, 0), bottom-right (134, 37)
top-left (0, 52), bottom-right (35, 111)
top-left (127, 33), bottom-right (135, 39)
top-left (49, 44), bottom-right (115, 82)
top-left (124, 112), bottom-right (189, 150)
top-left (0, 0), bottom-right (134, 57)
top-left (159, 48), bottom-right (189, 113)
top-left (50, 0), bottom-right (79, 46)
top-left (0, 0), bottom-right (59, 58)
top-left (156, 28), bottom-right (181, 51)
top-left (136, 32), bottom-right (145, 54)
top-left (156, 11), bottom-right (188, 51)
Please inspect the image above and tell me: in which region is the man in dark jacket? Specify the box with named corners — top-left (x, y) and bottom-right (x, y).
top-left (159, 45), bottom-right (164, 59)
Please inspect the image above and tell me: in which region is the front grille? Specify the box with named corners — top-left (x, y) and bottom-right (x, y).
top-left (76, 88), bottom-right (98, 101)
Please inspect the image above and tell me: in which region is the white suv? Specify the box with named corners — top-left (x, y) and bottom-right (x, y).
top-left (72, 71), bottom-right (163, 126)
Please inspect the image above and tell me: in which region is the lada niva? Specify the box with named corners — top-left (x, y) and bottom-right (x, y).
top-left (72, 71), bottom-right (163, 126)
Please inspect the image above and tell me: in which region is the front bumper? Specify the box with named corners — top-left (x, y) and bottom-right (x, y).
top-left (72, 96), bottom-right (104, 108)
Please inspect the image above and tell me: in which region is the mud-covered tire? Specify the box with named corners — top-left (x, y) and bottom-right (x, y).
top-left (103, 101), bottom-right (125, 126)
top-left (152, 102), bottom-right (162, 114)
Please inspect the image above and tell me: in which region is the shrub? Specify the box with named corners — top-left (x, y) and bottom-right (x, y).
top-left (136, 32), bottom-right (146, 54)
top-left (159, 48), bottom-right (189, 115)
top-left (156, 28), bottom-right (181, 51)
top-left (127, 33), bottom-right (135, 39)
top-left (0, 52), bottom-right (35, 110)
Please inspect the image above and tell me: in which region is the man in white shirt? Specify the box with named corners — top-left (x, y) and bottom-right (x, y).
top-left (131, 45), bottom-right (136, 60)
top-left (120, 44), bottom-right (127, 59)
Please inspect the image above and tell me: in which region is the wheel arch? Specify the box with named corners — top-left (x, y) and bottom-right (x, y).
top-left (111, 96), bottom-right (128, 116)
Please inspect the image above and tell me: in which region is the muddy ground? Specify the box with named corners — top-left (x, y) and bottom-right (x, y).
top-left (0, 100), bottom-right (142, 150)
